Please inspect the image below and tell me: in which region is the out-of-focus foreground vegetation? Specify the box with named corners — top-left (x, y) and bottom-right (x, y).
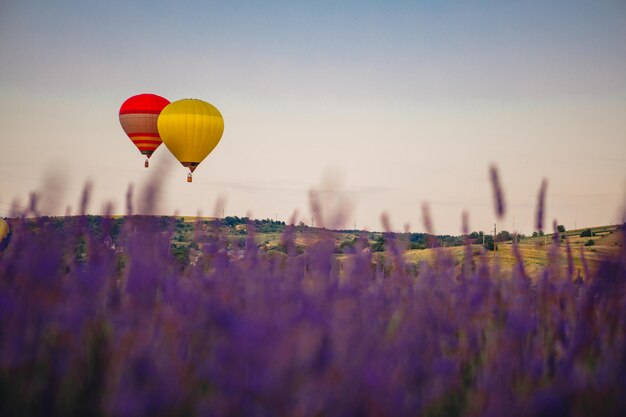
top-left (0, 205), bottom-right (624, 416)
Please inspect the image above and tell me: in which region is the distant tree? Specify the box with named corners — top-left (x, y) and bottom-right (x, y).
top-left (439, 235), bottom-right (464, 247)
top-left (86, 215), bottom-right (103, 237)
top-left (255, 219), bottom-right (286, 233)
top-left (175, 219), bottom-right (192, 232)
top-left (468, 231), bottom-right (483, 243)
top-left (584, 239), bottom-right (595, 246)
top-left (409, 233), bottom-right (427, 244)
top-left (110, 218), bottom-right (124, 240)
top-left (75, 236), bottom-right (87, 264)
top-left (580, 229), bottom-right (593, 238)
top-left (483, 235), bottom-right (495, 251)
top-left (171, 244), bottom-right (189, 266)
top-left (371, 236), bottom-right (386, 252)
top-left (338, 237), bottom-right (357, 253)
top-left (557, 225), bottom-right (566, 233)
top-left (497, 230), bottom-right (512, 242)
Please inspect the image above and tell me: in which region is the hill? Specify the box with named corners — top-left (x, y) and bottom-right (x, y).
top-left (4, 215), bottom-right (622, 278)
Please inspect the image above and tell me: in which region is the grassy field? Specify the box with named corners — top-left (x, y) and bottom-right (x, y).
top-left (401, 225), bottom-right (623, 278)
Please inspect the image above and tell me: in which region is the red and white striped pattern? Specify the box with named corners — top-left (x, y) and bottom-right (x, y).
top-left (119, 94), bottom-right (170, 158)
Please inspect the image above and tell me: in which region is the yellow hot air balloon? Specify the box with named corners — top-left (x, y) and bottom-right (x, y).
top-left (0, 218), bottom-right (10, 252)
top-left (157, 99), bottom-right (224, 182)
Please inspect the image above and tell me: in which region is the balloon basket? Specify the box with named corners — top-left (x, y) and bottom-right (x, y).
top-left (144, 159), bottom-right (149, 168)
top-left (187, 173), bottom-right (192, 183)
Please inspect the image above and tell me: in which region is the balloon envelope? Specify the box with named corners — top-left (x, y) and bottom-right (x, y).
top-left (0, 218), bottom-right (10, 251)
top-left (157, 99), bottom-right (224, 172)
top-left (119, 94), bottom-right (170, 158)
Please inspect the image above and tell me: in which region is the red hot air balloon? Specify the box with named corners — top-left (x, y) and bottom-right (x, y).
top-left (119, 94), bottom-right (170, 167)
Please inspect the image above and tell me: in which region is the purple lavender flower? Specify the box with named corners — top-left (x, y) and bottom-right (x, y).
top-left (0, 177), bottom-right (624, 417)
top-left (489, 164), bottom-right (506, 219)
top-left (535, 179), bottom-right (548, 232)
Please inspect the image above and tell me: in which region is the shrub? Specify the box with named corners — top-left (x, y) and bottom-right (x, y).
top-left (483, 235), bottom-right (495, 251)
top-left (371, 235), bottom-right (385, 252)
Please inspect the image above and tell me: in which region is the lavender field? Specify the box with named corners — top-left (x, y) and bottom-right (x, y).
top-left (3, 1), bottom-right (626, 416)
top-left (1, 183), bottom-right (625, 417)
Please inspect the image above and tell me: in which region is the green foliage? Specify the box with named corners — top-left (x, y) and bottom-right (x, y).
top-left (438, 235), bottom-right (464, 247)
top-left (338, 236), bottom-right (358, 253)
top-left (175, 218), bottom-right (193, 233)
top-left (223, 216), bottom-right (247, 227)
top-left (255, 219), bottom-right (286, 233)
top-left (409, 233), bottom-right (427, 243)
top-left (371, 236), bottom-right (386, 252)
top-left (110, 218), bottom-right (124, 240)
top-left (222, 216), bottom-right (286, 233)
top-left (557, 224), bottom-right (566, 233)
top-left (75, 236), bottom-right (87, 264)
top-left (483, 235), bottom-right (495, 251)
top-left (497, 230), bottom-right (512, 241)
top-left (170, 244), bottom-right (189, 266)
top-left (581, 229), bottom-right (594, 237)
top-left (86, 215), bottom-right (102, 237)
top-left (584, 239), bottom-right (595, 246)
top-left (468, 231), bottom-right (483, 243)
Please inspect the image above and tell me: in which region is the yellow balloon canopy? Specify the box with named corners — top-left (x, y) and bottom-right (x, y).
top-left (157, 99), bottom-right (224, 181)
top-left (0, 218), bottom-right (10, 252)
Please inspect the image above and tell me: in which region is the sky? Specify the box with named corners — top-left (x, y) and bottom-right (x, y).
top-left (0, 0), bottom-right (625, 234)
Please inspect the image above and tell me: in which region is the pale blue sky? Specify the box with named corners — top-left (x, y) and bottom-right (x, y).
top-left (1, 1), bottom-right (625, 233)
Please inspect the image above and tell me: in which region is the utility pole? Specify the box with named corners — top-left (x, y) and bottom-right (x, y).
top-left (494, 223), bottom-right (498, 251)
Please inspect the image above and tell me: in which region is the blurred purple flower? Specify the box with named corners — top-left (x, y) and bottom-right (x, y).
top-left (535, 179), bottom-right (548, 232)
top-left (0, 177), bottom-right (624, 417)
top-left (489, 164), bottom-right (506, 219)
